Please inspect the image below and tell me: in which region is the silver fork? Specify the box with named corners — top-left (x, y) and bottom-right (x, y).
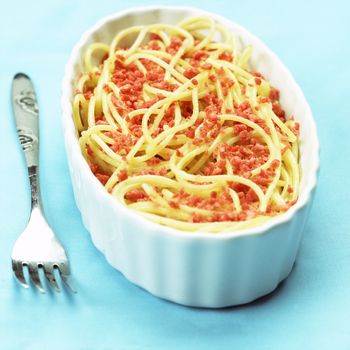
top-left (11, 73), bottom-right (75, 293)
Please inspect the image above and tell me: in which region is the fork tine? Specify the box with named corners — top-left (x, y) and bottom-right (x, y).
top-left (57, 266), bottom-right (77, 293)
top-left (28, 263), bottom-right (45, 293)
top-left (60, 274), bottom-right (77, 294)
top-left (43, 265), bottom-right (60, 292)
top-left (12, 260), bottom-right (29, 289)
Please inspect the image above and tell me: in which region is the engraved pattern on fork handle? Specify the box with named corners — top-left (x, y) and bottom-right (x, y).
top-left (28, 166), bottom-right (40, 210)
top-left (14, 81), bottom-right (39, 168)
top-left (13, 78), bottom-right (41, 212)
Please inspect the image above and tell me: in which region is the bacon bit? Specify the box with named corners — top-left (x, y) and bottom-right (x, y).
top-left (109, 132), bottom-right (134, 155)
top-left (271, 159), bottom-right (280, 169)
top-left (118, 170), bottom-right (128, 182)
top-left (218, 51), bottom-right (233, 62)
top-left (252, 169), bottom-right (274, 186)
top-left (86, 144), bottom-right (94, 156)
top-left (175, 149), bottom-right (183, 157)
top-left (287, 186), bottom-right (294, 193)
top-left (96, 174), bottom-right (109, 185)
top-left (272, 102), bottom-right (286, 120)
top-left (269, 87), bottom-right (280, 101)
top-left (137, 168), bottom-right (168, 176)
top-left (150, 33), bottom-right (161, 40)
top-left (235, 101), bottom-right (250, 114)
top-left (228, 80), bottom-right (235, 87)
top-left (202, 63), bottom-right (212, 70)
top-left (209, 74), bottom-right (217, 82)
top-left (189, 50), bottom-right (209, 66)
top-left (96, 120), bottom-right (108, 125)
top-left (282, 145), bottom-right (290, 154)
top-left (89, 163), bottom-right (109, 185)
top-left (185, 127), bottom-right (195, 138)
top-left (291, 122), bottom-right (300, 135)
top-left (125, 189), bottom-right (149, 202)
top-left (245, 188), bottom-right (258, 203)
top-left (234, 123), bottom-right (251, 140)
top-left (191, 78), bottom-right (198, 85)
top-left (115, 54), bottom-right (125, 61)
top-left (218, 67), bottom-right (225, 76)
top-left (83, 91), bottom-right (93, 100)
top-left (221, 77), bottom-right (234, 89)
top-left (206, 113), bottom-right (219, 126)
top-left (147, 157), bottom-right (161, 165)
top-left (169, 201), bottom-right (180, 209)
top-left (148, 40), bottom-right (161, 50)
top-left (204, 160), bottom-right (226, 176)
top-left (89, 163), bottom-right (98, 174)
top-left (103, 84), bottom-right (112, 92)
top-left (166, 37), bottom-right (183, 55)
top-left (183, 67), bottom-right (199, 79)
top-left (129, 124), bottom-right (142, 138)
top-left (251, 71), bottom-right (264, 78)
top-left (204, 92), bottom-right (219, 106)
top-left (139, 97), bottom-right (157, 109)
top-left (146, 70), bottom-right (163, 82)
top-left (151, 80), bottom-right (178, 92)
top-left (95, 114), bottom-right (104, 122)
top-left (191, 213), bottom-right (204, 223)
top-left (289, 199), bottom-right (297, 207)
top-left (180, 101), bottom-right (193, 118)
top-left (219, 141), bottom-right (270, 177)
top-left (255, 77), bottom-right (262, 85)
top-left (173, 189), bottom-right (190, 200)
top-left (187, 195), bottom-right (202, 207)
top-left (266, 204), bottom-right (272, 214)
top-left (111, 60), bottom-right (147, 110)
top-left (192, 137), bottom-right (204, 146)
top-left (192, 50), bottom-right (208, 61)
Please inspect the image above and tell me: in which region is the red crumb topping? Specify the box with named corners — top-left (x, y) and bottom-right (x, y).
top-left (218, 51), bottom-right (233, 62)
top-left (209, 74), bottom-right (217, 82)
top-left (89, 163), bottom-right (110, 185)
top-left (125, 189), bottom-right (149, 202)
top-left (79, 30), bottom-right (298, 224)
top-left (269, 87), bottom-right (280, 101)
top-left (202, 63), bottom-right (212, 70)
top-left (147, 157), bottom-right (161, 165)
top-left (184, 67), bottom-right (199, 79)
top-left (272, 102), bottom-right (286, 120)
top-left (166, 37), bottom-right (183, 55)
top-left (117, 170), bottom-right (128, 182)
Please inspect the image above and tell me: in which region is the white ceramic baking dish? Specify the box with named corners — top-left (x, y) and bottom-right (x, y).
top-left (61, 6), bottom-right (319, 307)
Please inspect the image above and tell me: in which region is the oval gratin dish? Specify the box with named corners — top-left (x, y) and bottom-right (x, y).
top-left (62, 6), bottom-right (319, 307)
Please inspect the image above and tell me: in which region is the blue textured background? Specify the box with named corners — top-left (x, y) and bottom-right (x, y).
top-left (1, 1), bottom-right (349, 349)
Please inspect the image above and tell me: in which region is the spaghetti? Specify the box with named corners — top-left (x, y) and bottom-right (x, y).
top-left (73, 16), bottom-right (301, 233)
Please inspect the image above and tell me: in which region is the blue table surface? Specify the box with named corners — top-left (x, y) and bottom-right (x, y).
top-left (1, 0), bottom-right (350, 349)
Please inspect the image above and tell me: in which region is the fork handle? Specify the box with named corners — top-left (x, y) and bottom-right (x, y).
top-left (11, 74), bottom-right (42, 212)
top-left (28, 165), bottom-right (41, 209)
